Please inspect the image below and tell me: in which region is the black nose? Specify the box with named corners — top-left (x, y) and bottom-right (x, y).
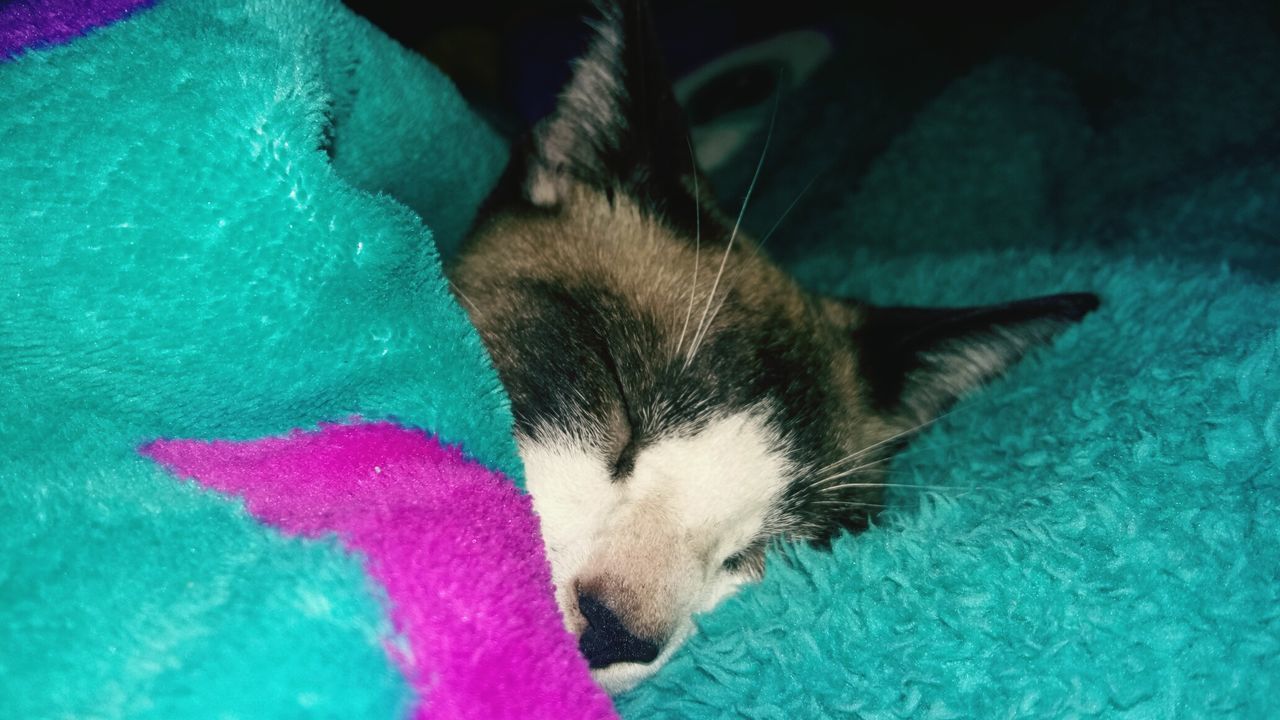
top-left (577, 592), bottom-right (660, 668)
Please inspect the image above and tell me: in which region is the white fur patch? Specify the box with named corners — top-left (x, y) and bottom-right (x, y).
top-left (630, 407), bottom-right (792, 566)
top-left (520, 430), bottom-right (618, 633)
top-left (520, 404), bottom-right (794, 693)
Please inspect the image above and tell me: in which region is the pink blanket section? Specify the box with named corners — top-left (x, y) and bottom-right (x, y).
top-left (143, 421), bottom-right (615, 720)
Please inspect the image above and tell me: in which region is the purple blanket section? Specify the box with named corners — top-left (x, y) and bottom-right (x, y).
top-left (0, 0), bottom-right (153, 60)
top-left (143, 421), bottom-right (616, 720)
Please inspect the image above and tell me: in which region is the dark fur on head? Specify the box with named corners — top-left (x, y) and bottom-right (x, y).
top-left (448, 0), bottom-right (1098, 691)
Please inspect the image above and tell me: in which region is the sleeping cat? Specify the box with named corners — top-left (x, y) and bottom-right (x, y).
top-left (446, 0), bottom-right (1098, 693)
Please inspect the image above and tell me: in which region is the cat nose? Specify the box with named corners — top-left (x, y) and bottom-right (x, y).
top-left (576, 591), bottom-right (660, 668)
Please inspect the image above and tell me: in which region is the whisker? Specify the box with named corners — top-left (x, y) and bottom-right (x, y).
top-left (685, 88), bottom-right (781, 368)
top-left (816, 481), bottom-right (978, 494)
top-left (694, 285), bottom-right (732, 351)
top-left (809, 440), bottom-right (979, 490)
top-left (891, 441), bottom-right (968, 461)
top-left (813, 411), bottom-right (956, 477)
top-left (675, 137), bottom-right (702, 357)
top-left (757, 171), bottom-right (821, 250)
top-left (448, 281), bottom-right (478, 313)
top-left (804, 500), bottom-right (889, 509)
top-left (696, 169), bottom-right (821, 334)
top-left (808, 457), bottom-right (894, 487)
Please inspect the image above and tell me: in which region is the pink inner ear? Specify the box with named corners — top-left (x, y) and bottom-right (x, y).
top-left (142, 421), bottom-right (615, 720)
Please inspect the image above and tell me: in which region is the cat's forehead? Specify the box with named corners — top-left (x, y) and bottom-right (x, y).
top-left (459, 186), bottom-right (794, 321)
top-left (452, 183), bottom-right (878, 471)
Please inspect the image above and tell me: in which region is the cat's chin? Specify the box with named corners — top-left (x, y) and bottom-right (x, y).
top-left (591, 661), bottom-right (657, 695)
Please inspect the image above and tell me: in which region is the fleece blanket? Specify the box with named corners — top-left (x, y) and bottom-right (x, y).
top-left (4, 0), bottom-right (1277, 718)
top-left (0, 0), bottom-right (613, 718)
top-left (617, 0), bottom-right (1280, 716)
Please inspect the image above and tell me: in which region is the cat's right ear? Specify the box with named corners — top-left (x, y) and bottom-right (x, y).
top-left (842, 292), bottom-right (1100, 425)
top-left (483, 1), bottom-right (703, 220)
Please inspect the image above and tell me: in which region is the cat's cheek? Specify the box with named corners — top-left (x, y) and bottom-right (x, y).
top-left (518, 433), bottom-right (618, 629)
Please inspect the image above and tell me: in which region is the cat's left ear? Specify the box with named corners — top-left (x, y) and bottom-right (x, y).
top-left (841, 292), bottom-right (1100, 424)
top-left (519, 0), bottom-right (699, 211)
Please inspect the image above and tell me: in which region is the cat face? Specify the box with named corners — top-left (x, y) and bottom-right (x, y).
top-left (447, 0), bottom-right (1097, 693)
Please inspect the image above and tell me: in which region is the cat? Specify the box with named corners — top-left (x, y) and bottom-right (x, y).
top-left (446, 0), bottom-right (1098, 694)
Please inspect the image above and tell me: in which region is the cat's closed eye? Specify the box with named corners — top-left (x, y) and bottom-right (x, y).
top-left (721, 539), bottom-right (766, 575)
top-left (606, 410), bottom-right (639, 478)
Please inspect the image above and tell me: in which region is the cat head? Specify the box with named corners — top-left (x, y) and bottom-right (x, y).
top-left (448, 0), bottom-right (1097, 693)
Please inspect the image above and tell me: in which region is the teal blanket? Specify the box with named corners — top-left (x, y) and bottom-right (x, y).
top-left (1, 0), bottom-right (520, 716)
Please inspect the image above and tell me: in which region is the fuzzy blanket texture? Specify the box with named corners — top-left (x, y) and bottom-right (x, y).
top-left (2, 0), bottom-right (1277, 717)
top-left (0, 0), bottom-right (612, 717)
top-left (141, 422), bottom-right (614, 719)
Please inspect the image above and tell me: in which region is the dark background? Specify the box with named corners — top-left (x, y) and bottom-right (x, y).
top-left (340, 0), bottom-right (1074, 137)
top-left (337, 0), bottom-right (1280, 266)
